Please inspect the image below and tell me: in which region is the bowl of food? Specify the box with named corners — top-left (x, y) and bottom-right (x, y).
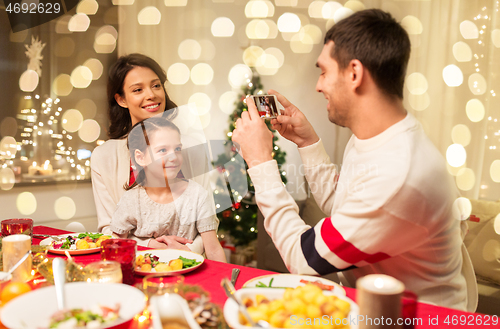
top-left (223, 284), bottom-right (359, 329)
top-left (0, 282), bottom-right (146, 328)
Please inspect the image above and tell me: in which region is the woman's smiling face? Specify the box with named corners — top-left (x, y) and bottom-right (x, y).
top-left (115, 66), bottom-right (166, 126)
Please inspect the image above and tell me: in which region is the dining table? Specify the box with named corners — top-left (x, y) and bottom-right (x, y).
top-left (27, 225), bottom-right (496, 329)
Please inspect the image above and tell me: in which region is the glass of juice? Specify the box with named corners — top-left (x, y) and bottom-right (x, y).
top-left (100, 239), bottom-right (136, 285)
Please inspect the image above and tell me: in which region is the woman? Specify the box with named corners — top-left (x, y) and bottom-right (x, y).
top-left (91, 53), bottom-right (207, 251)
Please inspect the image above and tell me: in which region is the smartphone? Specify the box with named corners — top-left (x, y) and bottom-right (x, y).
top-left (250, 95), bottom-right (282, 119)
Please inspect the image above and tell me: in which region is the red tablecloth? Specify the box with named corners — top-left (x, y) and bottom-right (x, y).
top-left (32, 226), bottom-right (497, 329)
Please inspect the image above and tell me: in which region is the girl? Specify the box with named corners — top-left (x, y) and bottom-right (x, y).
top-left (110, 116), bottom-right (226, 262)
top-left (91, 53), bottom-right (208, 251)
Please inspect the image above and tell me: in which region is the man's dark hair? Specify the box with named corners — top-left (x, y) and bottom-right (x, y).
top-left (324, 9), bottom-right (410, 99)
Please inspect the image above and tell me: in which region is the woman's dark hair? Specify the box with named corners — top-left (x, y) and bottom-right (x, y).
top-left (107, 53), bottom-right (178, 139)
top-left (125, 116), bottom-right (181, 190)
top-left (324, 9), bottom-right (410, 99)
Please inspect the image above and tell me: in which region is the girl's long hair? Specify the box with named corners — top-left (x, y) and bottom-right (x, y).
top-left (107, 53), bottom-right (178, 139)
top-left (125, 115), bottom-right (181, 191)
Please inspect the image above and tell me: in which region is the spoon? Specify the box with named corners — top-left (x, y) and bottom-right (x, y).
top-left (7, 250), bottom-right (32, 276)
top-left (221, 277), bottom-right (269, 328)
top-left (52, 258), bottom-right (67, 310)
top-left (230, 268), bottom-right (240, 286)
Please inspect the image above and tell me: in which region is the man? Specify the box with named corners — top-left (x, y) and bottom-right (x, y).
top-left (232, 9), bottom-right (477, 311)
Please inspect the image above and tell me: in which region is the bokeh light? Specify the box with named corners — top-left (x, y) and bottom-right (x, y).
top-left (219, 91), bottom-right (238, 114)
top-left (178, 39), bottom-right (201, 60)
top-left (483, 240), bottom-right (500, 262)
top-left (408, 93), bottom-right (430, 111)
top-left (75, 99), bottom-right (97, 119)
top-left (491, 160), bottom-right (500, 183)
top-left (245, 0), bottom-right (274, 18)
top-left (198, 39), bottom-right (216, 60)
top-left (265, 48), bottom-right (285, 68)
top-left (246, 19), bottom-right (277, 39)
top-left (344, 0), bottom-right (365, 12)
top-left (243, 46), bottom-right (264, 67)
top-left (452, 42), bottom-right (472, 62)
top-left (0, 168), bottom-right (15, 191)
top-left (492, 29), bottom-right (500, 48)
top-left (77, 0), bottom-right (99, 15)
top-left (55, 15), bottom-right (72, 34)
top-left (16, 192), bottom-right (37, 215)
top-left (442, 65), bottom-right (463, 87)
top-left (228, 64), bottom-right (252, 88)
top-left (62, 109), bottom-right (84, 133)
top-left (465, 99), bottom-right (485, 122)
top-left (165, 0), bottom-right (187, 5)
top-left (83, 58), bottom-right (103, 80)
top-left (199, 112), bottom-right (211, 129)
top-left (54, 37), bottom-right (75, 57)
top-left (211, 17), bottom-right (235, 37)
top-left (94, 25), bottom-right (117, 53)
top-left (19, 70), bottom-right (39, 92)
top-left (494, 214), bottom-right (500, 235)
top-left (452, 197), bottom-right (471, 221)
top-left (0, 136), bottom-right (17, 159)
top-left (52, 74), bottom-right (73, 96)
top-left (138, 6), bottom-right (161, 25)
top-left (78, 119), bottom-right (101, 143)
top-left (278, 13), bottom-right (301, 32)
top-left (71, 66), bottom-right (93, 88)
top-left (308, 1), bottom-right (325, 18)
top-left (167, 63), bottom-right (190, 85)
top-left (451, 124), bottom-right (471, 147)
top-left (190, 63), bottom-right (214, 85)
top-left (334, 7), bottom-right (354, 23)
top-left (406, 72), bottom-right (428, 95)
top-left (456, 168), bottom-right (475, 191)
top-left (1, 117), bottom-right (18, 137)
top-left (10, 28), bottom-right (28, 42)
top-left (298, 24), bottom-right (322, 44)
top-left (255, 52), bottom-right (280, 75)
top-left (68, 13), bottom-right (90, 32)
top-left (55, 196), bottom-right (76, 220)
top-left (446, 144), bottom-right (467, 168)
top-left (460, 20), bottom-right (478, 39)
top-left (468, 73), bottom-right (487, 95)
top-left (112, 0), bottom-right (134, 4)
top-left (188, 93), bottom-right (212, 115)
top-left (290, 33), bottom-right (313, 53)
top-left (401, 15), bottom-right (423, 35)
top-left (321, 1), bottom-right (342, 19)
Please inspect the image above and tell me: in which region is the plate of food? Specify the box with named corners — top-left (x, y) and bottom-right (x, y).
top-left (224, 285), bottom-right (358, 329)
top-left (242, 273), bottom-right (346, 296)
top-left (135, 249), bottom-right (204, 276)
top-left (1, 282), bottom-right (146, 329)
top-left (39, 232), bottom-right (112, 255)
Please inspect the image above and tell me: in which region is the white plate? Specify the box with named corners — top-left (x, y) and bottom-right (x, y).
top-left (243, 273), bottom-right (345, 296)
top-left (223, 287), bottom-right (359, 329)
top-left (39, 233), bottom-right (112, 255)
top-left (135, 249), bottom-right (204, 276)
top-left (1, 282), bottom-right (146, 329)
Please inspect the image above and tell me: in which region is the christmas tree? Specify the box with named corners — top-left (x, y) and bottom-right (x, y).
top-left (213, 72), bottom-right (287, 246)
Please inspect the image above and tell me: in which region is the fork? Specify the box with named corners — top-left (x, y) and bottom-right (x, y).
top-left (33, 234), bottom-right (66, 242)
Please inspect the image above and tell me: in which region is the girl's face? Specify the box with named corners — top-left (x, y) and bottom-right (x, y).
top-left (115, 66), bottom-right (166, 126)
top-left (135, 128), bottom-right (183, 184)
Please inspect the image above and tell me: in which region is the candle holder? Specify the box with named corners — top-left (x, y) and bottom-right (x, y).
top-left (1, 218), bottom-right (33, 240)
top-left (101, 239), bottom-right (137, 285)
top-left (84, 260), bottom-right (123, 284)
top-left (2, 234), bottom-right (32, 282)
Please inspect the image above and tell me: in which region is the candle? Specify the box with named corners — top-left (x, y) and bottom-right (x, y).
top-left (40, 160), bottom-right (53, 175)
top-left (2, 234), bottom-right (32, 282)
top-left (356, 274), bottom-right (405, 329)
top-left (28, 161), bottom-right (40, 175)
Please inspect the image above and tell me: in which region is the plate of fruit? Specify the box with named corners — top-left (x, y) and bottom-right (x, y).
top-left (39, 233), bottom-right (112, 255)
top-left (135, 249), bottom-right (204, 276)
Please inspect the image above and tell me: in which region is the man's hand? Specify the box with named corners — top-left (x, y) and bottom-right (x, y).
top-left (232, 97), bottom-right (274, 168)
top-left (150, 235), bottom-right (193, 251)
top-left (269, 90), bottom-right (320, 148)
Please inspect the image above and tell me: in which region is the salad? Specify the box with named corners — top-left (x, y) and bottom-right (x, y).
top-left (48, 304), bottom-right (120, 328)
top-left (136, 253), bottom-right (201, 272)
top-left (53, 233), bottom-right (111, 250)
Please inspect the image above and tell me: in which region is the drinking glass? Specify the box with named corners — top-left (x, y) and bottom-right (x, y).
top-left (1, 218), bottom-right (33, 240)
top-left (85, 261), bottom-right (123, 283)
top-left (100, 239), bottom-right (136, 285)
top-left (2, 234), bottom-right (32, 282)
top-left (402, 290), bottom-right (418, 329)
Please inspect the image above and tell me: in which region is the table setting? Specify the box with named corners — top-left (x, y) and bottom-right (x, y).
top-left (0, 222), bottom-right (495, 329)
